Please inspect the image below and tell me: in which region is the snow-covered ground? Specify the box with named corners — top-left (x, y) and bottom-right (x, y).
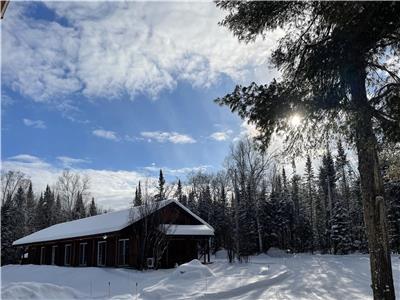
top-left (1, 253), bottom-right (399, 299)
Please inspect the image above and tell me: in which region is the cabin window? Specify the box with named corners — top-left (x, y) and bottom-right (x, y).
top-left (40, 247), bottom-right (45, 264)
top-left (118, 239), bottom-right (129, 266)
top-left (51, 246), bottom-right (57, 265)
top-left (64, 244), bottom-right (72, 266)
top-left (97, 241), bottom-right (106, 266)
top-left (79, 243), bottom-right (88, 266)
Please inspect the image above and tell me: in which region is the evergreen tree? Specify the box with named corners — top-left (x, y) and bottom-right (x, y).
top-left (43, 185), bottom-right (55, 226)
top-left (1, 193), bottom-right (18, 265)
top-left (305, 155), bottom-right (316, 252)
top-left (25, 182), bottom-right (36, 234)
top-left (187, 190), bottom-right (197, 213)
top-left (34, 193), bottom-right (47, 231)
top-left (155, 170), bottom-right (165, 201)
top-left (238, 181), bottom-right (257, 259)
top-left (330, 200), bottom-right (352, 254)
top-left (89, 197), bottom-right (98, 216)
top-left (198, 185), bottom-right (212, 223)
top-left (319, 149), bottom-right (336, 252)
top-left (13, 186), bottom-right (26, 240)
top-left (134, 182), bottom-right (143, 206)
top-left (175, 179), bottom-right (183, 202)
top-left (72, 192), bottom-right (86, 220)
top-left (53, 194), bottom-right (63, 224)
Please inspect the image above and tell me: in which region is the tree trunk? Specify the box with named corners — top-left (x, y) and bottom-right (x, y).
top-left (350, 69), bottom-right (395, 300)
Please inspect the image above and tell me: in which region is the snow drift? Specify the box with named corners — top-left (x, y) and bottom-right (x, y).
top-left (1, 282), bottom-right (84, 299)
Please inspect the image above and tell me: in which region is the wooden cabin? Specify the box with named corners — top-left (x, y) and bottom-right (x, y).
top-left (13, 199), bottom-right (214, 269)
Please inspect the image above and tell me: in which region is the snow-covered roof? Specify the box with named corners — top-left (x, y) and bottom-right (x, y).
top-left (160, 224), bottom-right (214, 236)
top-left (13, 199), bottom-right (214, 246)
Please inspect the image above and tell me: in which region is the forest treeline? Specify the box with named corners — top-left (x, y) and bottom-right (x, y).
top-left (163, 138), bottom-right (400, 262)
top-left (1, 170), bottom-right (101, 265)
top-left (2, 138), bottom-right (399, 265)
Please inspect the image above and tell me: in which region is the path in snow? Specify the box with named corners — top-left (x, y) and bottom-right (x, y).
top-left (1, 254), bottom-right (399, 299)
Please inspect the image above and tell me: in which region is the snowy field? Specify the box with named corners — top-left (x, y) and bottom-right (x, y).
top-left (1, 252), bottom-right (399, 300)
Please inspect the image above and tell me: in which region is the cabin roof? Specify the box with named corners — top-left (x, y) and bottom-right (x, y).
top-left (13, 199), bottom-right (214, 246)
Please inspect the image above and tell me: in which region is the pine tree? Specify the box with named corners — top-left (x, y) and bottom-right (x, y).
top-left (13, 186), bottom-right (26, 240)
top-left (134, 182), bottom-right (143, 206)
top-left (43, 185), bottom-right (55, 226)
top-left (319, 149), bottom-right (336, 252)
top-left (175, 179), bottom-right (183, 202)
top-left (198, 185), bottom-right (212, 223)
top-left (34, 193), bottom-right (46, 231)
top-left (187, 190), bottom-right (197, 213)
top-left (330, 200), bottom-right (352, 254)
top-left (1, 193), bottom-right (18, 265)
top-left (53, 194), bottom-right (63, 224)
top-left (89, 197), bottom-right (98, 216)
top-left (155, 170), bottom-right (165, 201)
top-left (72, 192), bottom-right (86, 220)
top-left (305, 155), bottom-right (316, 253)
top-left (25, 182), bottom-right (36, 234)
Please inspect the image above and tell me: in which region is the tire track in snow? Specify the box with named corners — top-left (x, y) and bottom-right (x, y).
top-left (196, 270), bottom-right (292, 299)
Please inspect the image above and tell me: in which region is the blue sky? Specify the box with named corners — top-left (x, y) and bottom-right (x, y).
top-left (1, 1), bottom-right (280, 209)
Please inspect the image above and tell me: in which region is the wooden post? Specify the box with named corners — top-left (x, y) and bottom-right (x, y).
top-left (203, 239), bottom-right (206, 264)
top-left (207, 237), bottom-right (210, 263)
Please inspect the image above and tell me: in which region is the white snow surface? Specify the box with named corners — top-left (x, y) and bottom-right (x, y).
top-left (2, 254), bottom-right (399, 299)
top-left (161, 224), bottom-right (214, 236)
top-left (13, 199), bottom-right (214, 246)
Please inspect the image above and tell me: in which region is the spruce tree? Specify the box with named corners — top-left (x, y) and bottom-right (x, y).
top-left (175, 179), bottom-right (183, 202)
top-left (134, 181), bottom-right (143, 207)
top-left (1, 193), bottom-right (18, 264)
top-left (89, 197), bottom-right (98, 216)
top-left (43, 185), bottom-right (55, 226)
top-left (156, 170), bottom-right (165, 201)
top-left (53, 194), bottom-right (62, 224)
top-left (25, 182), bottom-right (36, 234)
top-left (34, 193), bottom-right (47, 231)
top-left (13, 186), bottom-right (26, 240)
top-left (72, 192), bottom-right (86, 220)
top-left (305, 155), bottom-right (316, 253)
top-left (330, 200), bottom-right (352, 254)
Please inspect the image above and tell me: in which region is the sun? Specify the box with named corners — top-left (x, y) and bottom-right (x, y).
top-left (289, 114), bottom-right (302, 127)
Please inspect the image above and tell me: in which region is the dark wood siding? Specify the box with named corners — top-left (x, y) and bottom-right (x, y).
top-left (17, 202), bottom-right (212, 268)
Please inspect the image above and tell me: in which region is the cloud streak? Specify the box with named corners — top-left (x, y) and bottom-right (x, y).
top-left (92, 129), bottom-right (119, 141)
top-left (210, 130), bottom-right (233, 141)
top-left (141, 131), bottom-right (196, 144)
top-left (23, 118), bottom-right (46, 129)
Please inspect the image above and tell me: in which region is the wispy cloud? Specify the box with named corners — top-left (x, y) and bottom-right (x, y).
top-left (141, 131), bottom-right (196, 144)
top-left (209, 130), bottom-right (233, 141)
top-left (23, 118), bottom-right (46, 129)
top-left (92, 129), bottom-right (119, 141)
top-left (2, 2), bottom-right (280, 103)
top-left (57, 156), bottom-right (90, 168)
top-left (143, 164), bottom-right (211, 176)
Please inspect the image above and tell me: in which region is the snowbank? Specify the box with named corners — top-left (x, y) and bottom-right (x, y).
top-left (214, 249), bottom-right (228, 259)
top-left (1, 282), bottom-right (84, 299)
top-left (267, 247), bottom-right (291, 257)
top-left (169, 259), bottom-right (215, 280)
